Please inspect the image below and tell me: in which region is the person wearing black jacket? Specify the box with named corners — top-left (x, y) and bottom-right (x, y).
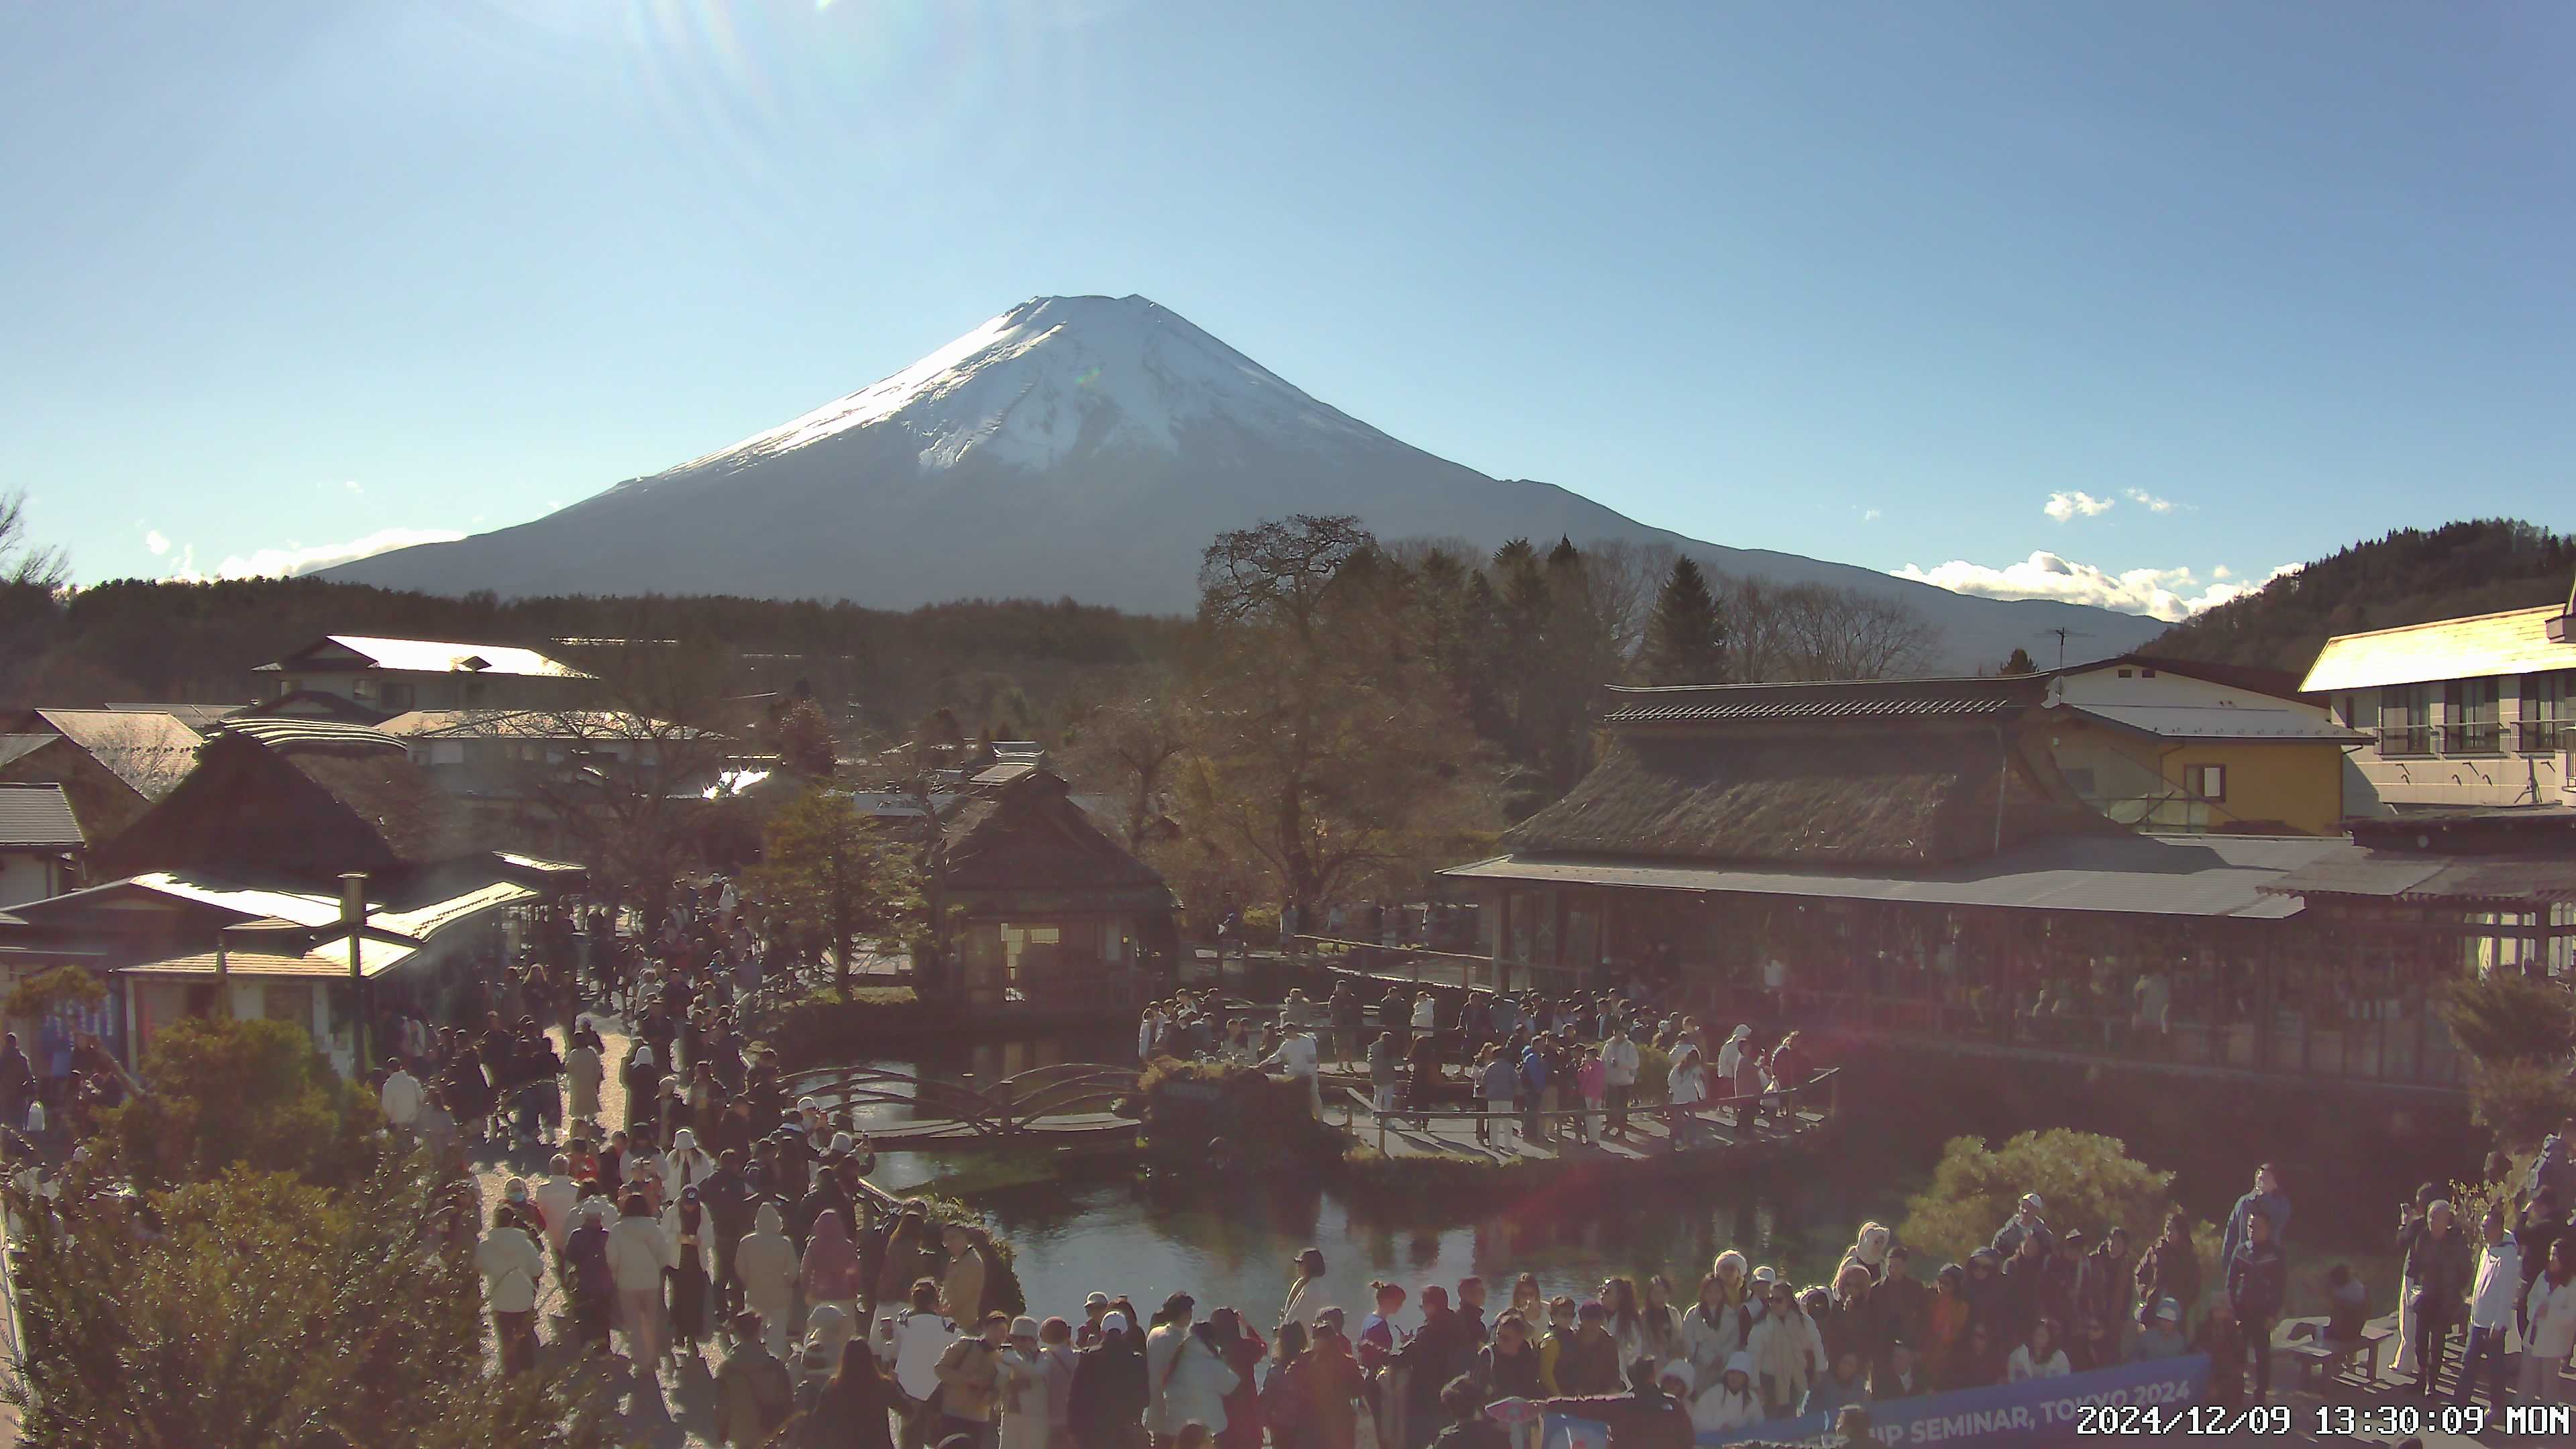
top-left (1538, 1361), bottom-right (1691, 1449)
top-left (1068, 1313), bottom-right (1148, 1449)
top-left (1391, 1286), bottom-right (1478, 1449)
top-left (2398, 1199), bottom-right (2472, 1397)
top-left (1426, 1376), bottom-right (1509, 1449)
top-left (1473, 1312), bottom-right (1546, 1401)
top-left (703, 1150), bottom-right (753, 1318)
top-left (2225, 1210), bottom-right (2288, 1403)
top-left (2516, 1187), bottom-right (2569, 1336)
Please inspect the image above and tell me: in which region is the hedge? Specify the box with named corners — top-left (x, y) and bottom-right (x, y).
top-left (1136, 1057), bottom-right (1337, 1161)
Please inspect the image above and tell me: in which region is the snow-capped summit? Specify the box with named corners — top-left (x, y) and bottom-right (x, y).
top-left (326, 294), bottom-right (2166, 667)
top-left (678, 295), bottom-right (1383, 478)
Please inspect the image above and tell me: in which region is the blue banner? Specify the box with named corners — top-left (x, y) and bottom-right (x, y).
top-left (1542, 1354), bottom-right (2209, 1449)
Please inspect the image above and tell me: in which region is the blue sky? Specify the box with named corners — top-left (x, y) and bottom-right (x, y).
top-left (5, 1), bottom-right (2571, 620)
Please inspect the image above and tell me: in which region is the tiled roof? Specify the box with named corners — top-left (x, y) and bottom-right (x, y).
top-left (0, 784), bottom-right (84, 849)
top-left (1601, 676), bottom-right (2047, 726)
top-left (212, 716), bottom-right (408, 753)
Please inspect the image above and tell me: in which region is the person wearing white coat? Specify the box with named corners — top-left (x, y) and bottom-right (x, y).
top-left (1000, 1318), bottom-right (1055, 1449)
top-left (1144, 1301), bottom-right (1241, 1440)
top-left (663, 1128), bottom-right (716, 1201)
top-left (2523, 1240), bottom-right (2576, 1404)
top-left (733, 1202), bottom-right (798, 1357)
top-left (1258, 1028), bottom-right (1322, 1118)
top-left (1666, 1047), bottom-right (1708, 1150)
top-left (605, 1196), bottom-right (678, 1372)
top-left (1748, 1290), bottom-right (1823, 1419)
top-left (1687, 1353), bottom-right (1764, 1434)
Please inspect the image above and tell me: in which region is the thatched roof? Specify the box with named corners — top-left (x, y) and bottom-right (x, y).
top-left (92, 721), bottom-right (478, 881)
top-left (932, 767), bottom-right (1170, 899)
top-left (1501, 727), bottom-right (2114, 869)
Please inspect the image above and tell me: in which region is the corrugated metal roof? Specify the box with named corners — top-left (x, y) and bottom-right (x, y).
top-left (2301, 604), bottom-right (2576, 693)
top-left (0, 784), bottom-right (84, 849)
top-left (1603, 676), bottom-right (2047, 726)
top-left (1440, 833), bottom-right (2338, 919)
top-left (272, 635), bottom-right (595, 679)
top-left (2060, 702), bottom-right (2369, 743)
top-left (2261, 849), bottom-right (2576, 904)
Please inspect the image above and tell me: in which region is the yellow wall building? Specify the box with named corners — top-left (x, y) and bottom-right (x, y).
top-left (2037, 657), bottom-right (2364, 837)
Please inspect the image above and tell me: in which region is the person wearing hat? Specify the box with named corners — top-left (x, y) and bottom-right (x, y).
top-left (1000, 1316), bottom-right (1055, 1449)
top-left (1724, 1028), bottom-right (1761, 1128)
top-left (1068, 1307), bottom-right (1148, 1449)
top-left (1077, 1292), bottom-right (1113, 1350)
top-left (2130, 1298), bottom-right (2188, 1362)
top-left (1282, 1248), bottom-right (1328, 1328)
top-left (937, 1310), bottom-right (1015, 1449)
top-left (1991, 1193), bottom-right (2051, 1260)
top-left (1686, 1350), bottom-right (1762, 1432)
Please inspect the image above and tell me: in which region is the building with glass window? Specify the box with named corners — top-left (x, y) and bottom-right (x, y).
top-left (2302, 602), bottom-right (2576, 813)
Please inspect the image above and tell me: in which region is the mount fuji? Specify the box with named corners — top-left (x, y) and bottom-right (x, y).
top-left (325, 294), bottom-right (2165, 667)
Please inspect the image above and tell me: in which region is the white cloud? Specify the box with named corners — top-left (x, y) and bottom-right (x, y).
top-left (342, 480), bottom-right (364, 495)
top-left (1861, 508), bottom-right (1882, 523)
top-left (2123, 488), bottom-right (2179, 513)
top-left (159, 526), bottom-right (465, 582)
top-left (144, 529), bottom-right (170, 556)
top-left (2210, 564), bottom-right (2233, 580)
top-left (2043, 490), bottom-right (2115, 523)
top-left (1893, 552), bottom-right (2300, 623)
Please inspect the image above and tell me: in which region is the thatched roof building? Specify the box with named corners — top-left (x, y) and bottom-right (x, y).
top-left (926, 764), bottom-right (1174, 1009)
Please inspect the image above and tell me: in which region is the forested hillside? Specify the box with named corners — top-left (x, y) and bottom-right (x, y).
top-left (2151, 520), bottom-right (2576, 676)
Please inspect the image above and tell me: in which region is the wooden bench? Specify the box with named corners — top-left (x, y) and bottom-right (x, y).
top-left (2272, 1316), bottom-right (2392, 1385)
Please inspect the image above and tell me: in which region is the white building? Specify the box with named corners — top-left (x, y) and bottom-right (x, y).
top-left (2302, 602), bottom-right (2576, 812)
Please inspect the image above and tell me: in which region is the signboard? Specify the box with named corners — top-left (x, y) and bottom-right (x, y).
top-left (1542, 1354), bottom-right (2210, 1449)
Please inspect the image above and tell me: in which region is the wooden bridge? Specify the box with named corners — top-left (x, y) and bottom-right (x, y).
top-left (784, 1061), bottom-right (1143, 1148)
top-left (1334, 1067), bottom-right (1841, 1167)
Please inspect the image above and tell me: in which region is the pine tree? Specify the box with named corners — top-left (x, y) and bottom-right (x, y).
top-left (1998, 646), bottom-right (2039, 676)
top-left (1640, 557), bottom-right (1729, 685)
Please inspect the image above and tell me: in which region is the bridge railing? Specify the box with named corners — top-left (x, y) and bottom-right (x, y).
top-left (1336, 1066), bottom-right (1841, 1155)
top-left (785, 1061), bottom-right (1141, 1136)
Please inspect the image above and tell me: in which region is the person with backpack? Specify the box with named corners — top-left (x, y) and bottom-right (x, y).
top-left (718, 1310), bottom-right (800, 1446)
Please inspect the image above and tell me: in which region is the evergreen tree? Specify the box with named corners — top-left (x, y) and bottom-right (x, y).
top-left (1998, 646), bottom-right (2039, 675)
top-left (1639, 557), bottom-right (1729, 686)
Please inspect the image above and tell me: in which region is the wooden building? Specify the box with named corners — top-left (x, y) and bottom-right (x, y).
top-left (1442, 676), bottom-right (2576, 1097)
top-left (926, 764), bottom-right (1176, 1009)
top-left (0, 784), bottom-right (85, 908)
top-left (0, 707), bottom-right (205, 846)
top-left (0, 716), bottom-right (580, 1073)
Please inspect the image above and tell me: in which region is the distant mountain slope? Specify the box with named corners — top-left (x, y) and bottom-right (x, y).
top-left (327, 294), bottom-right (2166, 669)
top-left (2150, 519), bottom-right (2576, 675)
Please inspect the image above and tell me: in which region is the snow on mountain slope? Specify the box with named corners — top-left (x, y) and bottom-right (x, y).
top-left (326, 294), bottom-right (2168, 669)
top-left (670, 294), bottom-right (1382, 477)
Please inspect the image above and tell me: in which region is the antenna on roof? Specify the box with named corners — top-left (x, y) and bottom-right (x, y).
top-left (2039, 627), bottom-right (2094, 669)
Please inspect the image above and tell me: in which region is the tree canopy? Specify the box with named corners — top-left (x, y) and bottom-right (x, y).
top-left (101, 1016), bottom-right (381, 1193)
top-left (751, 786), bottom-right (924, 996)
top-left (1901, 1128), bottom-right (2188, 1267)
top-left (1638, 557), bottom-right (1729, 686)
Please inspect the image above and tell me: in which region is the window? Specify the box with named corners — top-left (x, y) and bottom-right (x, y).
top-left (2380, 684), bottom-right (2432, 755)
top-left (2523, 670), bottom-right (2575, 753)
top-left (2186, 764), bottom-right (2226, 802)
top-left (2116, 668), bottom-right (2135, 678)
top-left (2444, 678), bottom-right (2501, 754)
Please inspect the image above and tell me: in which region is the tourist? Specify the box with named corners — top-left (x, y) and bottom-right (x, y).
top-left (1874, 1247), bottom-right (1926, 1358)
top-left (2390, 1182), bottom-right (2444, 1381)
top-left (665, 1125), bottom-right (717, 1198)
top-left (1748, 1282), bottom-right (1821, 1416)
top-left (2194, 1301), bottom-right (2247, 1412)
top-left (663, 1185), bottom-right (713, 1358)
top-left (2220, 1163), bottom-right (2292, 1271)
top-left (1574, 1046), bottom-right (1605, 1146)
top-left (564, 1197), bottom-right (614, 1352)
top-left (606, 1190), bottom-right (678, 1376)
top-left (2401, 1198), bottom-right (2472, 1397)
top-left (713, 1311), bottom-right (798, 1446)
top-left (1542, 1358), bottom-right (1692, 1449)
top-left (1392, 1285), bottom-right (1478, 1447)
top-left (1819, 1262), bottom-right (1879, 1371)
top-left (2519, 1187), bottom-right (2569, 1332)
top-left (2523, 1238), bottom-right (2576, 1404)
top-left (1509, 1273), bottom-right (1543, 1323)
top-left (2326, 1265), bottom-right (2371, 1343)
top-left (792, 1336), bottom-right (890, 1449)
top-left (1603, 1026), bottom-right (1640, 1138)
top-left (934, 1311), bottom-right (1011, 1449)
top-left (1554, 1301), bottom-right (1623, 1397)
top-left (2068, 1316), bottom-right (2117, 1374)
top-left (1148, 1303), bottom-right (1242, 1448)
top-left (880, 1278), bottom-right (962, 1447)
top-left (1517, 1038), bottom-right (1551, 1145)
top-left (703, 1148), bottom-right (753, 1317)
top-left (1328, 985), bottom-right (1362, 1069)
top-left (1257, 1025), bottom-right (1322, 1118)
top-left (2076, 1226), bottom-right (2133, 1356)
top-left (1040, 1318), bottom-right (1082, 1449)
top-left (2455, 1205), bottom-right (2522, 1409)
top-left (1996, 1232), bottom-right (2049, 1345)
top-left (1686, 1353), bottom-right (1762, 1433)
top-left (476, 1203), bottom-right (546, 1375)
top-left (1872, 1340), bottom-right (1924, 1399)
top-left (943, 1224), bottom-right (992, 1324)
top-left (1478, 1047), bottom-right (1517, 1151)
top-left (2133, 1214), bottom-right (2200, 1336)
top-left (1282, 1248), bottom-right (1328, 1328)
top-left (1535, 1297), bottom-right (1577, 1395)
top-left (1664, 1046), bottom-right (1707, 1151)
top-left (1425, 1373), bottom-right (1507, 1449)
top-left (564, 1024), bottom-right (604, 1128)
top-left (1990, 1193), bottom-right (2049, 1258)
top-left (1685, 1265), bottom-right (1753, 1387)
top-left (1001, 1316), bottom-right (1056, 1449)
top-left (737, 1203), bottom-right (798, 1355)
top-left (533, 1154), bottom-right (580, 1258)
top-left (1940, 1321), bottom-right (2002, 1391)
top-left (1921, 1266), bottom-right (1968, 1380)
top-left (381, 1057), bottom-right (424, 1139)
top-left (2130, 1299), bottom-right (2187, 1362)
top-left (1805, 1346), bottom-right (1870, 1417)
top-left (1475, 1310), bottom-right (1544, 1400)
top-left (1404, 1031), bottom-right (1442, 1128)
top-left (1719, 1026), bottom-right (1756, 1128)
top-left (1367, 1032), bottom-right (1400, 1114)
top-left (2004, 1317), bottom-right (2068, 1383)
top-left (1357, 1282), bottom-right (1409, 1371)
top-left (1210, 1308), bottom-right (1268, 1449)
top-left (1261, 1316), bottom-right (1362, 1449)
